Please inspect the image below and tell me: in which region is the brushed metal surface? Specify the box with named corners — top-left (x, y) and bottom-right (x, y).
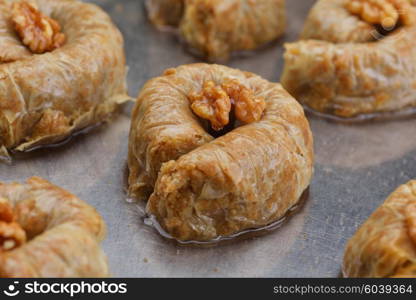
top-left (1, 0), bottom-right (415, 277)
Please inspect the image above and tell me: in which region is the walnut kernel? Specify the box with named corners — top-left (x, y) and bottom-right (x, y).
top-left (11, 1), bottom-right (66, 54)
top-left (222, 79), bottom-right (266, 125)
top-left (189, 79), bottom-right (266, 131)
top-left (346, 0), bottom-right (416, 28)
top-left (189, 80), bottom-right (232, 131)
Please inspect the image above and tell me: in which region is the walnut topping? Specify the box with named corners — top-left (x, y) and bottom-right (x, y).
top-left (0, 198), bottom-right (26, 252)
top-left (189, 79), bottom-right (265, 131)
top-left (189, 80), bottom-right (232, 131)
top-left (346, 0), bottom-right (416, 28)
top-left (222, 79), bottom-right (266, 125)
top-left (11, 1), bottom-right (66, 54)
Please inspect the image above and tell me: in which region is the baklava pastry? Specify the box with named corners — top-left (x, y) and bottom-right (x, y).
top-left (146, 0), bottom-right (286, 61)
top-left (0, 177), bottom-right (108, 277)
top-left (343, 180), bottom-right (416, 278)
top-left (281, 0), bottom-right (416, 120)
top-left (128, 63), bottom-right (313, 242)
top-left (0, 0), bottom-right (128, 159)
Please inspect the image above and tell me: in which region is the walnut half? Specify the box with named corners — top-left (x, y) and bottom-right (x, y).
top-left (189, 80), bottom-right (232, 131)
top-left (0, 198), bottom-right (26, 252)
top-left (189, 79), bottom-right (266, 131)
top-left (222, 79), bottom-right (266, 125)
top-left (346, 0), bottom-right (416, 28)
top-left (11, 1), bottom-right (66, 54)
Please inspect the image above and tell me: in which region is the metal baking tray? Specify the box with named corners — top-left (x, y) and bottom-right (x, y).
top-left (1, 0), bottom-right (415, 277)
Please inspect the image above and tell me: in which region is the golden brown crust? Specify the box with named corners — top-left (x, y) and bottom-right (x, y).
top-left (0, 0), bottom-right (129, 158)
top-left (343, 180), bottom-right (416, 278)
top-left (128, 64), bottom-right (314, 241)
top-left (281, 0), bottom-right (416, 119)
top-left (146, 0), bottom-right (286, 61)
top-left (0, 177), bottom-right (108, 278)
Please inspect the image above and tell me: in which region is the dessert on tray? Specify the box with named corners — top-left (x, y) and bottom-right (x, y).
top-left (0, 0), bottom-right (129, 160)
top-left (281, 0), bottom-right (416, 120)
top-left (343, 180), bottom-right (416, 278)
top-left (0, 177), bottom-right (108, 277)
top-left (146, 0), bottom-right (286, 61)
top-left (128, 63), bottom-right (313, 242)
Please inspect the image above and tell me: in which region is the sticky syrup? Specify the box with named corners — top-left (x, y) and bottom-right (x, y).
top-left (142, 188), bottom-right (310, 247)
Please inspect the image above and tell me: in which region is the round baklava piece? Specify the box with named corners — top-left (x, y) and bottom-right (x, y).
top-left (0, 0), bottom-right (129, 160)
top-left (281, 0), bottom-right (416, 121)
top-left (0, 177), bottom-right (108, 277)
top-left (343, 180), bottom-right (416, 278)
top-left (128, 63), bottom-right (313, 242)
top-left (146, 0), bottom-right (286, 61)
